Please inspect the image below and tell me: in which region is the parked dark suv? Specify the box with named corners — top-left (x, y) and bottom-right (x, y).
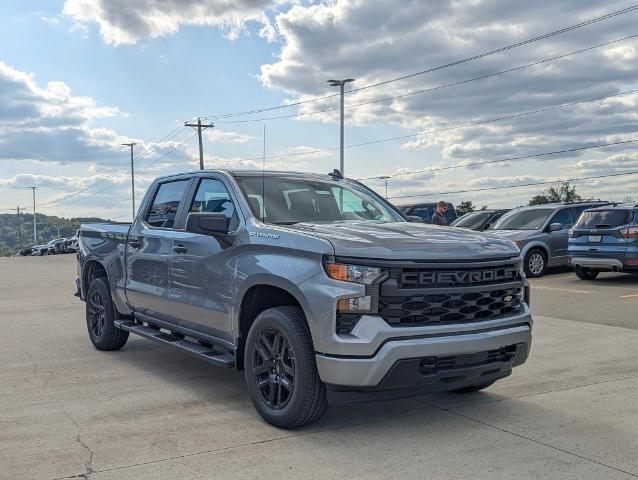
top-left (569, 203), bottom-right (638, 279)
top-left (399, 202), bottom-right (457, 224)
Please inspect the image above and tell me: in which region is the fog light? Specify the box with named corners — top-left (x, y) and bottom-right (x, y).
top-left (337, 296), bottom-right (373, 312)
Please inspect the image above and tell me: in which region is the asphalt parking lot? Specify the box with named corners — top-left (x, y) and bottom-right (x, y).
top-left (1, 255), bottom-right (637, 480)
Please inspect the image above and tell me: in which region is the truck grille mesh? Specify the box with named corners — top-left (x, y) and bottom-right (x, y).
top-left (379, 287), bottom-right (522, 326)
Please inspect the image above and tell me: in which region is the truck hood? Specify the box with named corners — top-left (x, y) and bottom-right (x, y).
top-left (280, 221), bottom-right (519, 260)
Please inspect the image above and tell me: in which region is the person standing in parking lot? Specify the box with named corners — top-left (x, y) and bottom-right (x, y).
top-left (431, 201), bottom-right (449, 226)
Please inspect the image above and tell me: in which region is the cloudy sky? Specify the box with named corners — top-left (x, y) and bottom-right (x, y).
top-left (1, 0), bottom-right (637, 220)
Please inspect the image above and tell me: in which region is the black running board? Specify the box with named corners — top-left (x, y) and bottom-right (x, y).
top-left (114, 320), bottom-right (234, 368)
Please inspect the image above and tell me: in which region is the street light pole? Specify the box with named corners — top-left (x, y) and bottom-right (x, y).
top-left (372, 176), bottom-right (391, 198)
top-left (327, 78), bottom-right (355, 176)
top-left (122, 143), bottom-right (137, 219)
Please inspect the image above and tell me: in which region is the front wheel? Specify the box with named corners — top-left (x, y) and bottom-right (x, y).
top-left (524, 249), bottom-right (547, 278)
top-left (86, 278), bottom-right (129, 351)
top-left (574, 266), bottom-right (599, 280)
top-left (244, 306), bottom-right (327, 429)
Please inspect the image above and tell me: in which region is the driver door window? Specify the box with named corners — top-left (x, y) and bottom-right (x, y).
top-left (550, 209), bottom-right (574, 230)
top-left (190, 178), bottom-right (238, 231)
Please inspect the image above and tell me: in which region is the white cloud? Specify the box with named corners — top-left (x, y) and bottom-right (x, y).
top-left (62, 0), bottom-right (284, 45)
top-left (206, 129), bottom-right (256, 144)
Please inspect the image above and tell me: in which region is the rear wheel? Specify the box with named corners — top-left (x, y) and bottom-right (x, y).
top-left (244, 306), bottom-right (327, 429)
top-left (574, 266), bottom-right (599, 280)
top-left (452, 380), bottom-right (496, 393)
top-left (524, 248), bottom-right (547, 278)
top-left (86, 278), bottom-right (129, 351)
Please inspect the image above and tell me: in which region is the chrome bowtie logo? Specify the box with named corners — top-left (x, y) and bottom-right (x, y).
top-left (402, 267), bottom-right (518, 286)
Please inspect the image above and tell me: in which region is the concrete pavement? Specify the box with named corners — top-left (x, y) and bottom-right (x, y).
top-left (1, 256), bottom-right (637, 479)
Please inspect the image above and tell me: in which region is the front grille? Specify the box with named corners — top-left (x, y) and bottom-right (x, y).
top-left (419, 345), bottom-right (517, 375)
top-left (378, 259), bottom-right (524, 328)
top-left (379, 287), bottom-right (522, 326)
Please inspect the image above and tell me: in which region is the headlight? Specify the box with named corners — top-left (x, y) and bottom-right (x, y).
top-left (324, 261), bottom-right (385, 285)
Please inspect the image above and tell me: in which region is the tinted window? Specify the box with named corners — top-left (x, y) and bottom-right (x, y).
top-left (237, 177), bottom-right (402, 224)
top-left (410, 206), bottom-right (435, 223)
top-left (190, 178), bottom-right (238, 231)
top-left (492, 208), bottom-right (553, 230)
top-left (146, 180), bottom-right (189, 228)
top-left (575, 210), bottom-right (631, 229)
top-left (550, 209), bottom-right (574, 229)
top-left (450, 211), bottom-right (492, 229)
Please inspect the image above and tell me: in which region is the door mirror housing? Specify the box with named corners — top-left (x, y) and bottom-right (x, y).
top-left (548, 222), bottom-right (563, 232)
top-left (185, 212), bottom-right (229, 235)
top-left (408, 215), bottom-right (424, 223)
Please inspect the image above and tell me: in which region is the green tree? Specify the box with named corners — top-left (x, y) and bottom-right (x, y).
top-left (456, 200), bottom-right (475, 216)
top-left (529, 181), bottom-right (582, 206)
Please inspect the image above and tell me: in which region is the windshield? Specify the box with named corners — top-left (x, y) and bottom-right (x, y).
top-left (236, 176), bottom-right (404, 224)
top-left (575, 209), bottom-right (632, 229)
top-left (450, 211), bottom-right (493, 229)
top-left (492, 208), bottom-right (553, 230)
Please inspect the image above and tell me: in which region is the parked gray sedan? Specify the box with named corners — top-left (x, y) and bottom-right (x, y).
top-left (489, 202), bottom-right (607, 277)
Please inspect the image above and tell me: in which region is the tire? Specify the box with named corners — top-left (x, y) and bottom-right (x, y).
top-left (452, 380), bottom-right (496, 393)
top-left (86, 278), bottom-right (129, 351)
top-left (244, 306), bottom-right (328, 429)
top-left (574, 266), bottom-right (599, 280)
top-left (524, 248), bottom-right (547, 278)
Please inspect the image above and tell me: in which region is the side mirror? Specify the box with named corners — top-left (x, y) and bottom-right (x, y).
top-left (408, 215), bottom-right (424, 223)
top-left (548, 222), bottom-right (562, 232)
top-left (185, 212), bottom-right (229, 235)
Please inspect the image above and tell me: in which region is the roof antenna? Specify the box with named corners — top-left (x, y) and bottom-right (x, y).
top-left (261, 124), bottom-right (266, 223)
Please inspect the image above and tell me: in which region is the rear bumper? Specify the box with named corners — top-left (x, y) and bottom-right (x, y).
top-left (570, 256), bottom-right (624, 270)
top-left (316, 319), bottom-right (532, 397)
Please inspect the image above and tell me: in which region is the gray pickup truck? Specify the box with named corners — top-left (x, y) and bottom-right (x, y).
top-left (76, 169), bottom-right (532, 428)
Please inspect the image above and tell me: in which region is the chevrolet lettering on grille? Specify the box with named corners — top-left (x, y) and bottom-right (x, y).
top-left (402, 267), bottom-right (519, 286)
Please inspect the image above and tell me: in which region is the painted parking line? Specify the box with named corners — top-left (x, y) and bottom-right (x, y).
top-left (619, 293), bottom-right (638, 299)
top-left (532, 286), bottom-right (593, 294)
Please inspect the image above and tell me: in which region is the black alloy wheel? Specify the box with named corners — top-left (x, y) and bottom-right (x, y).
top-left (252, 328), bottom-right (296, 410)
top-left (88, 290), bottom-right (106, 341)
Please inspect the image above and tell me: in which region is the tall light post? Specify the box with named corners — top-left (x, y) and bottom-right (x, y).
top-left (327, 78), bottom-right (354, 176)
top-left (122, 143), bottom-right (137, 219)
top-left (27, 187), bottom-right (37, 244)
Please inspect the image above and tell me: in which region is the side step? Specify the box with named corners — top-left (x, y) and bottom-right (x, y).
top-left (114, 320), bottom-right (234, 368)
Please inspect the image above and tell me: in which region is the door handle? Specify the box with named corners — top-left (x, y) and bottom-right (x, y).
top-left (129, 240), bottom-right (141, 249)
top-left (172, 245), bottom-right (187, 254)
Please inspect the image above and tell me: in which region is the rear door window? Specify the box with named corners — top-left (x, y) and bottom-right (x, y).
top-left (146, 180), bottom-right (189, 228)
top-left (575, 210), bottom-right (631, 229)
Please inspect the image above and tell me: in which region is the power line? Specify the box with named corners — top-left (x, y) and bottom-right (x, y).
top-left (211, 33), bottom-right (638, 125)
top-left (41, 124), bottom-right (188, 208)
top-left (357, 139), bottom-right (638, 180)
top-left (239, 88), bottom-right (638, 162)
top-left (200, 5), bottom-right (638, 121)
top-left (388, 170), bottom-right (638, 200)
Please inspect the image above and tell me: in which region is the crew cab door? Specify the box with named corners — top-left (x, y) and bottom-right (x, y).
top-left (167, 175), bottom-right (240, 341)
top-left (125, 178), bottom-right (191, 321)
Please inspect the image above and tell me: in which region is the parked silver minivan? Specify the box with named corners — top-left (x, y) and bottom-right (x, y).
top-left (488, 202), bottom-right (608, 277)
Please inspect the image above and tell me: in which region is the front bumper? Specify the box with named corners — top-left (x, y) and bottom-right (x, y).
top-left (316, 319), bottom-right (531, 395)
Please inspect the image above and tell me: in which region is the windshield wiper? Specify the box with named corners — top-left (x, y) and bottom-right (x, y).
top-left (271, 221), bottom-right (300, 225)
top-left (595, 224), bottom-right (612, 228)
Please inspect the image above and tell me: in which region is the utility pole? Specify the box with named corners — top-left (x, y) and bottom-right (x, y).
top-left (27, 187), bottom-right (37, 244)
top-left (10, 206), bottom-right (24, 250)
top-left (122, 143), bottom-right (137, 219)
top-left (184, 117), bottom-right (214, 170)
top-left (327, 78), bottom-right (355, 176)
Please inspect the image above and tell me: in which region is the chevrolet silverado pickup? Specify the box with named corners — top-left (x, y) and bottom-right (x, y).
top-left (76, 169), bottom-right (532, 428)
